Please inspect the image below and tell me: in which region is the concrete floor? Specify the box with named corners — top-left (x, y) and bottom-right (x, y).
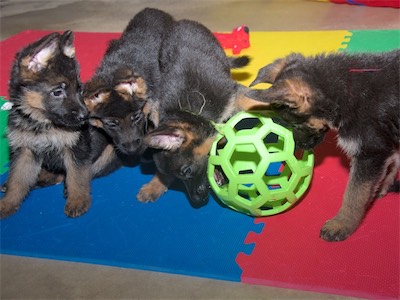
top-left (0, 1), bottom-right (398, 299)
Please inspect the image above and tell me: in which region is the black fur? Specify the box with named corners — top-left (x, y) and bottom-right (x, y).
top-left (83, 8), bottom-right (175, 155)
top-left (0, 31), bottom-right (125, 218)
top-left (139, 18), bottom-right (251, 208)
top-left (247, 50), bottom-right (400, 241)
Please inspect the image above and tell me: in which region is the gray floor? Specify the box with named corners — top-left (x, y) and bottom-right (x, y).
top-left (0, 1), bottom-right (398, 299)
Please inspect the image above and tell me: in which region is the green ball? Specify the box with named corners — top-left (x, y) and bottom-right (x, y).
top-left (208, 111), bottom-right (314, 217)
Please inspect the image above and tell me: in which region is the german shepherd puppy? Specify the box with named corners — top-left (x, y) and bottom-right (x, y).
top-left (83, 8), bottom-right (175, 155)
top-left (0, 31), bottom-right (94, 218)
top-left (137, 19), bottom-right (256, 208)
top-left (246, 51), bottom-right (400, 241)
top-left (0, 31), bottom-right (129, 218)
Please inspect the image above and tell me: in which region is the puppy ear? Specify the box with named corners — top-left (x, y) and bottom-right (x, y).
top-left (83, 79), bottom-right (110, 111)
top-left (143, 101), bottom-right (160, 127)
top-left (84, 90), bottom-right (110, 111)
top-left (89, 118), bottom-right (103, 128)
top-left (60, 30), bottom-right (76, 58)
top-left (250, 53), bottom-right (304, 86)
top-left (250, 58), bottom-right (287, 86)
top-left (21, 32), bottom-right (60, 73)
top-left (113, 68), bottom-right (148, 100)
top-left (246, 78), bottom-right (313, 113)
top-left (144, 126), bottom-right (185, 151)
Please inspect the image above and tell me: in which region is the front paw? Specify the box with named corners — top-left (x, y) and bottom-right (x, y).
top-left (137, 183), bottom-right (167, 203)
top-left (64, 196), bottom-right (91, 218)
top-left (320, 218), bottom-right (355, 242)
top-left (0, 200), bottom-right (19, 219)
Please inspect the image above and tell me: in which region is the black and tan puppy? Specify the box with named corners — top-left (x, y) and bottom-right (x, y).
top-left (0, 31), bottom-right (93, 218)
top-left (137, 19), bottom-right (256, 208)
top-left (83, 8), bottom-right (175, 155)
top-left (246, 50), bottom-right (400, 241)
top-left (85, 68), bottom-right (148, 155)
top-left (0, 31), bottom-right (130, 218)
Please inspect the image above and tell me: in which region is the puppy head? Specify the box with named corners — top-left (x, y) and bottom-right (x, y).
top-left (144, 113), bottom-right (216, 208)
top-left (112, 67), bottom-right (148, 100)
top-left (11, 31), bottom-right (87, 127)
top-left (247, 54), bottom-right (329, 149)
top-left (83, 72), bottom-right (148, 155)
top-left (84, 67), bottom-right (148, 110)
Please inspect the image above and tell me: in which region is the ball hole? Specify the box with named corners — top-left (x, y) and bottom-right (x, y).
top-left (234, 117), bottom-right (262, 132)
top-left (214, 165), bottom-right (229, 186)
top-left (263, 132), bottom-right (285, 153)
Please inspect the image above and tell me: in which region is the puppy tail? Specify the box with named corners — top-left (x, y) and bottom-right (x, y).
top-left (228, 55), bottom-right (251, 69)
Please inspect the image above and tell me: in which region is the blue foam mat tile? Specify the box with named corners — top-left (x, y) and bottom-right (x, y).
top-left (0, 166), bottom-right (258, 281)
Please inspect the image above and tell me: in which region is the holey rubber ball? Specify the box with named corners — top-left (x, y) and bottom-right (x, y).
top-left (208, 111), bottom-right (314, 217)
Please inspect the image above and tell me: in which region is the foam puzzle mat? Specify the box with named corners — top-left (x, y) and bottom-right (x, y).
top-left (0, 29), bottom-right (399, 299)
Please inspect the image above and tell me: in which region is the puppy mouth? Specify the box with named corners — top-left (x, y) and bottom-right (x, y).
top-left (213, 166), bottom-right (228, 186)
top-left (116, 143), bottom-right (145, 156)
top-left (184, 180), bottom-right (211, 208)
top-left (188, 192), bottom-right (209, 208)
top-left (53, 117), bottom-right (88, 128)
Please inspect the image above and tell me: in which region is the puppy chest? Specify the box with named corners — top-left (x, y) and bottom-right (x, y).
top-left (7, 128), bottom-right (81, 154)
top-left (337, 136), bottom-right (361, 157)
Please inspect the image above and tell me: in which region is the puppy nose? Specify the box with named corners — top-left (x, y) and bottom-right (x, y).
top-left (72, 110), bottom-right (88, 122)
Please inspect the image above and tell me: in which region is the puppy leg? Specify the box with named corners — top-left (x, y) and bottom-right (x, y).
top-left (0, 148), bottom-right (42, 218)
top-left (137, 172), bottom-right (174, 203)
top-left (91, 144), bottom-right (121, 178)
top-left (63, 150), bottom-right (92, 217)
top-left (36, 169), bottom-right (65, 188)
top-left (320, 156), bottom-right (383, 241)
top-left (376, 151), bottom-right (400, 198)
top-left (1, 168), bottom-right (64, 192)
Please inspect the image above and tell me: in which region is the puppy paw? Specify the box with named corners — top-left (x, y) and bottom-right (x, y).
top-left (36, 173), bottom-right (64, 188)
top-left (0, 201), bottom-right (19, 219)
top-left (64, 196), bottom-right (91, 218)
top-left (137, 183), bottom-right (167, 203)
top-left (320, 218), bottom-right (354, 242)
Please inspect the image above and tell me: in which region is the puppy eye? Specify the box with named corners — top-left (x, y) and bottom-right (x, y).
top-left (131, 112), bottom-right (142, 123)
top-left (51, 83), bottom-right (66, 98)
top-left (180, 165), bottom-right (192, 177)
top-left (52, 89), bottom-right (64, 98)
top-left (105, 119), bottom-right (119, 128)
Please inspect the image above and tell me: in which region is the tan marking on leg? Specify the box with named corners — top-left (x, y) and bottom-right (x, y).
top-left (91, 144), bottom-right (117, 176)
top-left (36, 168), bottom-right (64, 187)
top-left (0, 148), bottom-right (42, 218)
top-left (63, 150), bottom-right (91, 217)
top-left (376, 150), bottom-right (400, 197)
top-left (320, 168), bottom-right (374, 242)
top-left (137, 172), bottom-right (172, 203)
